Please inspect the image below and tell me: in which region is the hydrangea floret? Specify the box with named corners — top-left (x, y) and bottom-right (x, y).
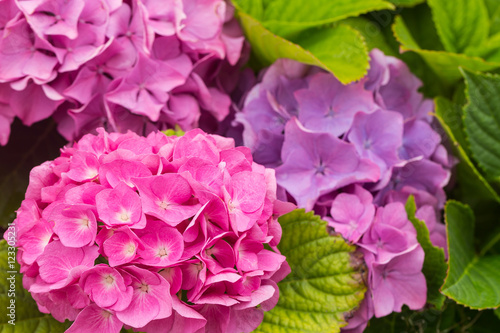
top-left (0, 0), bottom-right (246, 145)
top-left (6, 128), bottom-right (294, 333)
top-left (235, 49), bottom-right (453, 332)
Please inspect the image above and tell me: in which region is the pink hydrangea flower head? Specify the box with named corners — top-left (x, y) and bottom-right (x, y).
top-left (6, 128), bottom-right (293, 332)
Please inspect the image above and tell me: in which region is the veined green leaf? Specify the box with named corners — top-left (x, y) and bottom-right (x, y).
top-left (254, 209), bottom-right (366, 333)
top-left (462, 69), bottom-right (500, 181)
top-left (434, 96), bottom-right (500, 204)
top-left (427, 0), bottom-right (489, 54)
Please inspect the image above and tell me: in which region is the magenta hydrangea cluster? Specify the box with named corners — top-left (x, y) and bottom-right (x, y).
top-left (234, 49), bottom-right (453, 332)
top-left (6, 128), bottom-right (293, 332)
top-left (0, 0), bottom-right (245, 145)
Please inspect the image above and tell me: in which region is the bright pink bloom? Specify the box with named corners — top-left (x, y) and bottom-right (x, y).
top-left (133, 173), bottom-right (200, 225)
top-left (66, 304), bottom-right (123, 333)
top-left (116, 266), bottom-right (172, 327)
top-left (96, 182), bottom-right (146, 229)
top-left (50, 204), bottom-right (97, 248)
top-left (102, 228), bottom-right (142, 267)
top-left (80, 265), bottom-right (133, 311)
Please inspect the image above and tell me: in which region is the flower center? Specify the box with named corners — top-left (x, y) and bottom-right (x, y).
top-left (158, 201), bottom-right (169, 210)
top-left (326, 106), bottom-right (336, 117)
top-left (104, 275), bottom-right (115, 286)
top-left (101, 310), bottom-right (112, 319)
top-left (126, 243), bottom-right (136, 254)
top-left (120, 212), bottom-right (131, 222)
top-left (376, 239), bottom-right (384, 248)
top-left (79, 217), bottom-right (90, 227)
top-left (140, 283), bottom-right (149, 293)
top-left (158, 247), bottom-right (168, 257)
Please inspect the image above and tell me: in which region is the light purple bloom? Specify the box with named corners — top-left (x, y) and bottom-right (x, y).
top-left (296, 72), bottom-right (376, 135)
top-left (276, 118), bottom-right (379, 210)
top-left (232, 49), bottom-right (452, 329)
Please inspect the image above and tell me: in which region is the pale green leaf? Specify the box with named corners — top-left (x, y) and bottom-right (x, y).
top-left (462, 69), bottom-right (500, 180)
top-left (427, 0), bottom-right (489, 53)
top-left (441, 201), bottom-right (500, 309)
top-left (254, 209), bottom-right (366, 333)
top-left (405, 196), bottom-right (447, 309)
top-left (235, 10), bottom-right (369, 84)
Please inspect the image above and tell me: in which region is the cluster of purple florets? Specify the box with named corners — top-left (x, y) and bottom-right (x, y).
top-left (0, 0), bottom-right (245, 145)
top-left (8, 128), bottom-right (293, 332)
top-left (235, 49), bottom-right (452, 331)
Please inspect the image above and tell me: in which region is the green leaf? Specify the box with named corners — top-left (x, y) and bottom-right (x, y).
top-left (434, 96), bottom-right (500, 204)
top-left (467, 33), bottom-right (500, 64)
top-left (259, 0), bottom-right (394, 37)
top-left (0, 119), bottom-right (67, 229)
top-left (405, 196), bottom-right (447, 309)
top-left (0, 240), bottom-right (70, 332)
top-left (235, 9), bottom-right (370, 84)
top-left (392, 15), bottom-right (500, 86)
top-left (162, 125), bottom-right (185, 137)
top-left (485, 0), bottom-right (500, 35)
top-left (254, 209), bottom-right (366, 333)
top-left (427, 0), bottom-right (489, 53)
top-left (340, 17), bottom-right (398, 56)
top-left (495, 307), bottom-right (500, 320)
top-left (399, 4), bottom-right (445, 52)
top-left (462, 69), bottom-right (500, 180)
top-left (441, 201), bottom-right (500, 309)
top-left (388, 0), bottom-right (425, 7)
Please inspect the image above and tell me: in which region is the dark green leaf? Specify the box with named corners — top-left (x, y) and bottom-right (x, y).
top-left (462, 69), bottom-right (500, 180)
top-left (405, 196), bottom-right (447, 309)
top-left (441, 201), bottom-right (500, 309)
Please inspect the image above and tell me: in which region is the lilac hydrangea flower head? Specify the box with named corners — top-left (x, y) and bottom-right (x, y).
top-left (5, 128), bottom-right (294, 332)
top-left (0, 0), bottom-right (247, 146)
top-left (234, 49), bottom-right (453, 329)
